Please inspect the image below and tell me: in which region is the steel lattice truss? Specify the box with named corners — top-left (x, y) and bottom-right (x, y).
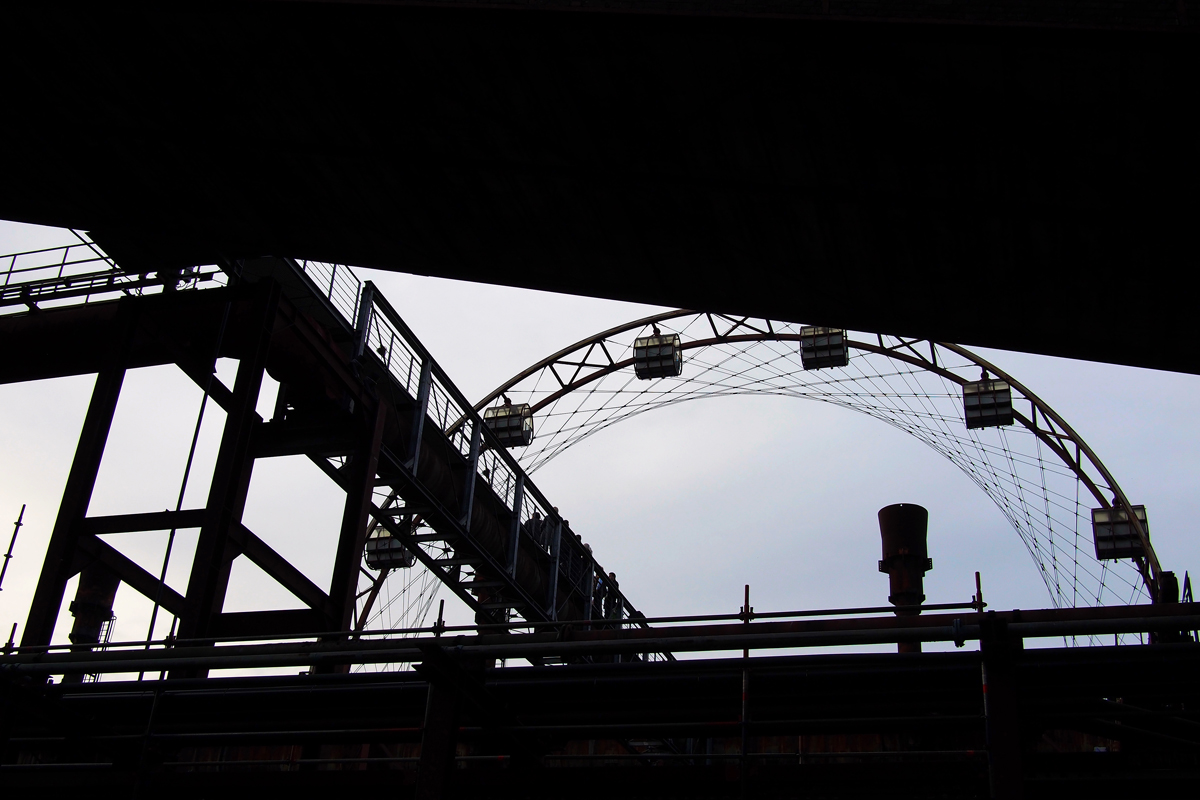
top-left (470, 311), bottom-right (1155, 613)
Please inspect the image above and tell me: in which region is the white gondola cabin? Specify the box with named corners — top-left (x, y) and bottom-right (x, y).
top-left (799, 326), bottom-right (849, 370)
top-left (633, 330), bottom-right (683, 379)
top-left (1091, 504), bottom-right (1149, 560)
top-left (484, 401), bottom-right (535, 447)
top-left (963, 378), bottom-right (1014, 429)
top-left (364, 532), bottom-right (415, 569)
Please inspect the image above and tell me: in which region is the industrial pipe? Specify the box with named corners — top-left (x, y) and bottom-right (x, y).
top-left (878, 503), bottom-right (933, 653)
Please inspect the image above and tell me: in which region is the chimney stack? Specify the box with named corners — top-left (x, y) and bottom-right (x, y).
top-left (878, 503), bottom-right (932, 653)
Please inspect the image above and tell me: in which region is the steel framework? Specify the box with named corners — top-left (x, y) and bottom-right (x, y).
top-left (1, 241), bottom-right (650, 665)
top-left (2, 239), bottom-right (1199, 798)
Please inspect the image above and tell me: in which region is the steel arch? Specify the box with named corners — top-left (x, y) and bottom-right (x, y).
top-left (468, 310), bottom-right (1161, 606)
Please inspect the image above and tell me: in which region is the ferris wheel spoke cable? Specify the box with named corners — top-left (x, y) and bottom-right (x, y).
top-left (1030, 431), bottom-right (1066, 605)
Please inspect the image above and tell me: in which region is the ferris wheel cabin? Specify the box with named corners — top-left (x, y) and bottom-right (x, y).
top-left (799, 326), bottom-right (849, 369)
top-left (364, 530), bottom-right (416, 569)
top-left (963, 377), bottom-right (1015, 429)
top-left (633, 329), bottom-right (683, 379)
top-left (484, 400), bottom-right (535, 447)
top-left (1091, 504), bottom-right (1149, 561)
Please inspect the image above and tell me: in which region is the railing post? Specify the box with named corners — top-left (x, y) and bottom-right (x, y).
top-left (350, 275), bottom-right (363, 331)
top-left (546, 518), bottom-right (562, 620)
top-left (353, 281), bottom-right (375, 359)
top-left (508, 475), bottom-right (525, 577)
top-left (459, 421), bottom-right (481, 531)
top-left (408, 360), bottom-right (433, 473)
top-left (584, 557), bottom-right (595, 624)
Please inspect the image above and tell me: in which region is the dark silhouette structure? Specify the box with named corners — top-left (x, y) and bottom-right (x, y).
top-left (2, 2), bottom-right (1198, 372)
top-left (3, 4), bottom-right (1200, 797)
top-left (2, 240), bottom-right (1198, 798)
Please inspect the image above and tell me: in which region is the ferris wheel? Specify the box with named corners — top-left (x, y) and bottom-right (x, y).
top-left (354, 310), bottom-right (1165, 647)
top-left (469, 311), bottom-right (1162, 613)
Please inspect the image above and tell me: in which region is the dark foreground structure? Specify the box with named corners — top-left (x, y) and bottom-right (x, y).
top-left (4, 3), bottom-right (1200, 797)
top-left (1, 243), bottom-right (1198, 798)
top-left (3, 1), bottom-right (1199, 372)
top-left (3, 607), bottom-right (1200, 799)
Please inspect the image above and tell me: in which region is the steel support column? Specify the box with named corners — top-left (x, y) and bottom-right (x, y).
top-left (415, 680), bottom-right (462, 800)
top-left (177, 283), bottom-right (280, 644)
top-left (21, 301), bottom-right (136, 647)
top-left (981, 612), bottom-right (1024, 800)
top-left (328, 401), bottom-right (388, 631)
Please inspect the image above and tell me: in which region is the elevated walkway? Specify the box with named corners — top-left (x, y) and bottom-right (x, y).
top-left (1, 242), bottom-right (648, 652)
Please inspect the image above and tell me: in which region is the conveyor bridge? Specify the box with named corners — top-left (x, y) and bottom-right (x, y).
top-left (1, 244), bottom-right (648, 654)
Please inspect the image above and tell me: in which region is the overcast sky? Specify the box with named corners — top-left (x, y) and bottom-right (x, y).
top-left (3, 220), bottom-right (1199, 663)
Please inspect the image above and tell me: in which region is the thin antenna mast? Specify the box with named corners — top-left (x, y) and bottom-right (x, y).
top-left (0, 504), bottom-right (25, 592)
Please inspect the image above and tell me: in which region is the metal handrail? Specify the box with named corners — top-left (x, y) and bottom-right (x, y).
top-left (0, 237), bottom-right (224, 312)
top-left (290, 258), bottom-right (362, 330)
top-left (3, 600), bottom-right (992, 656)
top-left (361, 288), bottom-right (649, 629)
top-left (4, 604), bottom-right (1196, 674)
top-left (275, 259), bottom-right (651, 633)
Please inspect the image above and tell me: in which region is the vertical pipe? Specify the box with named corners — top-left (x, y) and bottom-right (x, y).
top-left (877, 503), bottom-right (932, 653)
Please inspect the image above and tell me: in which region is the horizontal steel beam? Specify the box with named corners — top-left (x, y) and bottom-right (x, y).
top-left (5, 605), bottom-right (1197, 675)
top-left (80, 509), bottom-right (206, 535)
top-left (252, 420), bottom-right (359, 458)
top-left (210, 609), bottom-right (326, 638)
